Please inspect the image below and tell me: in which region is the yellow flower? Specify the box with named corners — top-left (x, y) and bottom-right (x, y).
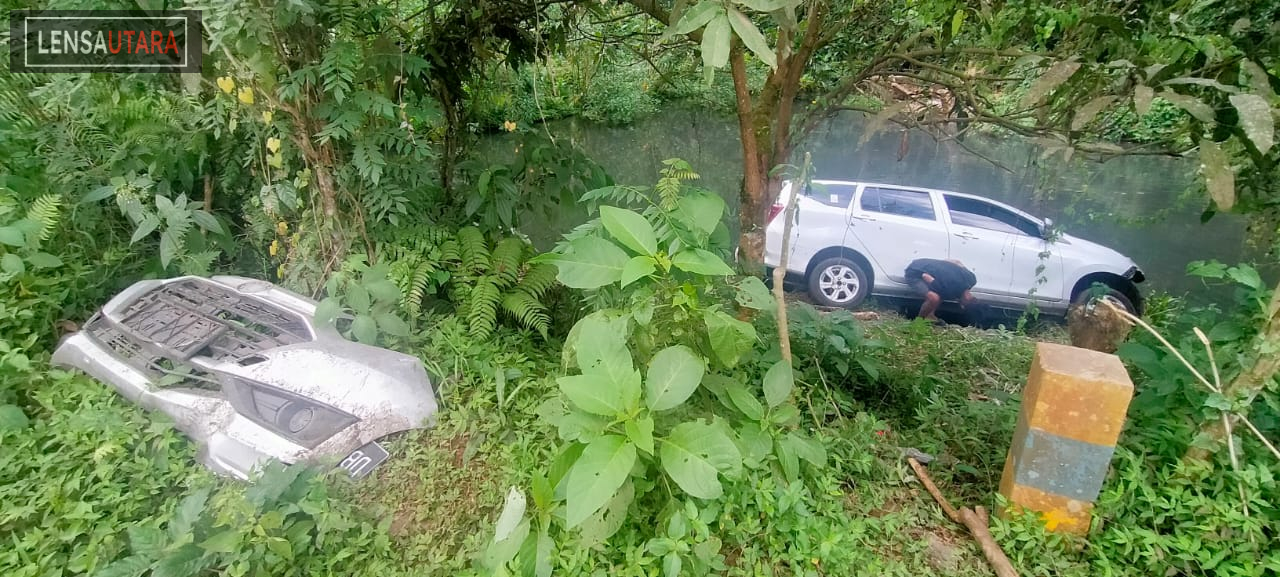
top-left (262, 110), bottom-right (274, 124)
top-left (269, 239), bottom-right (279, 256)
top-left (237, 86), bottom-right (255, 105)
top-left (266, 137), bottom-right (281, 153)
top-left (277, 264), bottom-right (286, 278)
top-left (503, 120), bottom-right (517, 132)
top-left (276, 221), bottom-right (288, 236)
top-left (216, 76), bottom-right (235, 94)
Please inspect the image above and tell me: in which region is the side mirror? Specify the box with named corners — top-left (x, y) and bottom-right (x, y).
top-left (1041, 218), bottom-right (1055, 239)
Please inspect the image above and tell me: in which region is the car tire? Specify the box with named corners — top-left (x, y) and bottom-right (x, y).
top-left (807, 257), bottom-right (870, 308)
top-left (1073, 286), bottom-right (1137, 315)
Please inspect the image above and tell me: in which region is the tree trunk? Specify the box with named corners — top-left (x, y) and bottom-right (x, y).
top-left (730, 46), bottom-right (770, 275)
top-left (1184, 283), bottom-right (1280, 462)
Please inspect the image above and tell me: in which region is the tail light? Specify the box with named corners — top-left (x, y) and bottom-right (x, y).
top-left (767, 204), bottom-right (784, 223)
top-left (223, 375), bottom-right (357, 448)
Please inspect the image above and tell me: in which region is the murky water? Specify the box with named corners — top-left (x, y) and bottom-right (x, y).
top-left (491, 107), bottom-right (1263, 300)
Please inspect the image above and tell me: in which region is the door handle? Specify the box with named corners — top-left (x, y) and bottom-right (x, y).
top-left (852, 215), bottom-right (877, 222)
top-left (953, 232), bottom-right (979, 240)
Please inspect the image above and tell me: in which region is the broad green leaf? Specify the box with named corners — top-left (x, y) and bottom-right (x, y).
top-left (374, 311), bottom-right (410, 337)
top-left (1160, 91), bottom-right (1216, 123)
top-left (1071, 96), bottom-right (1117, 131)
top-left (557, 371), bottom-right (639, 417)
top-left (351, 314), bottom-right (378, 344)
top-left (535, 527), bottom-right (554, 577)
top-left (565, 310), bottom-right (631, 371)
top-left (555, 408), bottom-right (610, 442)
top-left (0, 404), bottom-right (29, 431)
top-left (25, 252), bottom-right (62, 269)
top-left (199, 529), bottom-right (242, 553)
top-left (734, 276), bottom-right (774, 311)
top-left (621, 256), bottom-right (656, 288)
top-left (1229, 93), bottom-right (1273, 154)
top-left (549, 443), bottom-right (585, 496)
top-left (735, 0), bottom-right (796, 10)
top-left (701, 14), bottom-right (731, 70)
top-left (93, 555), bottom-right (153, 577)
top-left (81, 185), bottom-right (117, 204)
top-left (2, 253), bottom-right (24, 275)
top-left (190, 210), bottom-right (222, 234)
top-left (660, 420), bottom-right (742, 499)
top-left (671, 1), bottom-right (720, 34)
top-left (1240, 60), bottom-right (1274, 99)
top-left (130, 215), bottom-right (160, 243)
top-left (159, 232), bottom-right (179, 269)
top-left (127, 526), bottom-right (166, 556)
top-left (169, 488), bottom-right (209, 540)
top-left (676, 190), bottom-right (725, 236)
top-left (365, 279), bottom-right (401, 303)
top-left (1200, 139), bottom-right (1235, 211)
top-left (600, 206), bottom-right (658, 255)
top-left (0, 226), bottom-right (25, 247)
top-left (951, 9), bottom-right (966, 38)
top-left (314, 297), bottom-right (342, 326)
top-left (645, 345), bottom-right (705, 411)
top-left (578, 480), bottom-right (634, 547)
top-left (1187, 260), bottom-right (1228, 279)
top-left (775, 436), bottom-right (800, 482)
top-left (1021, 60), bottom-right (1080, 108)
top-left (723, 381), bottom-right (764, 421)
top-left (1133, 85), bottom-right (1154, 116)
top-left (703, 310), bottom-right (757, 367)
top-left (493, 486), bottom-right (526, 542)
top-left (481, 518), bottom-right (529, 571)
top-left (783, 432), bottom-right (827, 466)
top-left (769, 403), bottom-right (800, 426)
top-left (736, 422), bottom-right (772, 466)
top-left (1226, 265), bottom-right (1263, 290)
top-left (346, 283), bottom-right (371, 315)
top-left (1204, 393), bottom-right (1232, 411)
top-left (664, 553), bottom-right (683, 577)
top-left (266, 537), bottom-right (292, 560)
top-left (626, 414), bottom-right (656, 455)
top-left (553, 236), bottom-right (629, 289)
top-left (727, 8), bottom-right (776, 69)
top-left (672, 249), bottom-right (734, 275)
top-left (762, 359), bottom-right (793, 408)
top-left (151, 544), bottom-right (208, 577)
top-left (566, 435), bottom-right (637, 527)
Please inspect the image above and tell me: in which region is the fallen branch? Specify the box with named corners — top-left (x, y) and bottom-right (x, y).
top-left (907, 456), bottom-right (1019, 577)
top-left (959, 506), bottom-right (1019, 577)
top-left (908, 457), bottom-right (960, 523)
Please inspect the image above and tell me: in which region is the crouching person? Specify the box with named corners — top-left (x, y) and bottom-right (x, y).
top-left (904, 258), bottom-right (977, 324)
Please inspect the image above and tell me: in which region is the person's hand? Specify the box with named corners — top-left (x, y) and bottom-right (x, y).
top-left (921, 273), bottom-right (935, 284)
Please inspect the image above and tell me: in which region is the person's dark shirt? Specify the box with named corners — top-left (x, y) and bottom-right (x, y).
top-left (905, 258), bottom-right (977, 299)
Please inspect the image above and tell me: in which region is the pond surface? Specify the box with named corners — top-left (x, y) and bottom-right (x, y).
top-left (489, 107), bottom-right (1263, 301)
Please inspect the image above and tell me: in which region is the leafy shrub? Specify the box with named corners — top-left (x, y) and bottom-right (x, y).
top-left (315, 255), bottom-right (411, 345)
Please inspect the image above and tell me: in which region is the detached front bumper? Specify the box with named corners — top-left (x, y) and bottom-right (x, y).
top-left (53, 332), bottom-right (281, 479)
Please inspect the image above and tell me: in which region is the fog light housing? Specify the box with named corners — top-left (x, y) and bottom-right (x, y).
top-left (223, 375), bottom-right (357, 448)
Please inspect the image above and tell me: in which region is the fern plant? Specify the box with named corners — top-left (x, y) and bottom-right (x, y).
top-left (0, 189), bottom-right (65, 279)
top-left (380, 225), bottom-right (559, 339)
top-left (452, 227), bottom-right (558, 340)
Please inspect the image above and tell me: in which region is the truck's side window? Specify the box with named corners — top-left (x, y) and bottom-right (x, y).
top-left (860, 187), bottom-right (936, 220)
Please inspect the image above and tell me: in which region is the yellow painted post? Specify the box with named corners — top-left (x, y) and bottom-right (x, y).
top-left (999, 342), bottom-right (1134, 535)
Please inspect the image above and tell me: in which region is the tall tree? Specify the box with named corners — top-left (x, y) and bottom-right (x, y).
top-left (622, 0), bottom-right (1279, 275)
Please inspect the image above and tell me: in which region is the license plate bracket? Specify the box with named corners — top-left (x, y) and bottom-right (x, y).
top-left (338, 441), bottom-right (389, 480)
